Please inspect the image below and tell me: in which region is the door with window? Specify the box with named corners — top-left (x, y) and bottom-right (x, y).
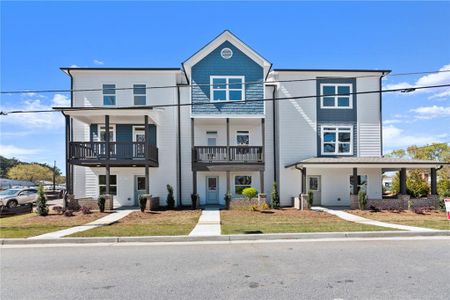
top-left (135, 176), bottom-right (147, 206)
top-left (307, 175), bottom-right (321, 205)
top-left (206, 176), bottom-right (219, 205)
top-left (133, 126), bottom-right (146, 158)
top-left (98, 125), bottom-right (115, 156)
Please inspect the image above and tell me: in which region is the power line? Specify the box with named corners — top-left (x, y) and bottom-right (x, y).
top-left (1, 69), bottom-right (450, 95)
top-left (1, 83), bottom-right (449, 115)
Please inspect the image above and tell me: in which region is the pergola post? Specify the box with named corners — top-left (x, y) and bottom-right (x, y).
top-left (430, 168), bottom-right (437, 195)
top-left (105, 115), bottom-right (110, 195)
top-left (226, 118), bottom-right (230, 161)
top-left (350, 168), bottom-right (359, 209)
top-left (352, 168), bottom-right (358, 195)
top-left (400, 168), bottom-right (407, 195)
top-left (301, 168), bottom-right (307, 194)
top-left (226, 171), bottom-right (230, 194)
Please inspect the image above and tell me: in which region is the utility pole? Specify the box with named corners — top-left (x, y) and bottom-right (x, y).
top-left (53, 160), bottom-right (56, 192)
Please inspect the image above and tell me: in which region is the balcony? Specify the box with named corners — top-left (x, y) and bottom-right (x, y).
top-left (69, 142), bottom-right (158, 167)
top-left (192, 146), bottom-right (264, 170)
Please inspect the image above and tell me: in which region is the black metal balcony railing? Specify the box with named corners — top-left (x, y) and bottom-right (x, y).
top-left (69, 142), bottom-right (158, 163)
top-left (193, 146), bottom-right (264, 163)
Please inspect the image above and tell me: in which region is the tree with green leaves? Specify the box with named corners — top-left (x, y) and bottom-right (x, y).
top-left (35, 185), bottom-right (49, 216)
top-left (6, 164), bottom-right (53, 182)
top-left (166, 184), bottom-right (175, 209)
top-left (270, 181), bottom-right (280, 209)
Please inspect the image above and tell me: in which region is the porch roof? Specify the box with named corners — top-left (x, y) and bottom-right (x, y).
top-left (285, 157), bottom-right (449, 170)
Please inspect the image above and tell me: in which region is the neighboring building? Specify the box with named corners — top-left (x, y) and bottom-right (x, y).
top-left (58, 30), bottom-right (445, 208)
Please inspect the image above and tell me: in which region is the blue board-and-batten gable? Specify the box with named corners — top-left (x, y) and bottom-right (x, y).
top-left (191, 41), bottom-right (264, 115)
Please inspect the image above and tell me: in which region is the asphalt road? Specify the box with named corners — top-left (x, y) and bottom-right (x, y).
top-left (1, 238), bottom-right (449, 299)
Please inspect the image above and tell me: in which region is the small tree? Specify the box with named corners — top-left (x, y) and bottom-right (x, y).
top-left (308, 190), bottom-right (314, 207)
top-left (242, 187), bottom-right (258, 202)
top-left (139, 195), bottom-right (147, 212)
top-left (35, 184), bottom-right (48, 216)
top-left (358, 190), bottom-right (367, 210)
top-left (270, 181), bottom-right (280, 209)
top-left (407, 170), bottom-right (429, 198)
top-left (97, 195), bottom-right (106, 212)
top-left (166, 184), bottom-right (175, 209)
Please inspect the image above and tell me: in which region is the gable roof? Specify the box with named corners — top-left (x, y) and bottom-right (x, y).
top-left (182, 30), bottom-right (272, 82)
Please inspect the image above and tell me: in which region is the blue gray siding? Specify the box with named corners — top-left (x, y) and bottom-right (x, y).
top-left (316, 78), bottom-right (357, 157)
top-left (191, 41), bottom-right (264, 115)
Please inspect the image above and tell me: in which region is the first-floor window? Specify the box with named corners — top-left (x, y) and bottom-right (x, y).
top-left (99, 175), bottom-right (117, 195)
top-left (235, 175), bottom-right (252, 195)
top-left (321, 126), bottom-right (353, 155)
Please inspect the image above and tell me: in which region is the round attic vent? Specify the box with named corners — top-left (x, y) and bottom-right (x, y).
top-left (220, 48), bottom-right (233, 59)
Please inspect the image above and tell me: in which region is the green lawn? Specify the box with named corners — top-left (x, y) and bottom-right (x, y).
top-left (349, 209), bottom-right (450, 230)
top-left (70, 210), bottom-right (201, 237)
top-left (221, 208), bottom-right (393, 235)
top-left (0, 211), bottom-right (107, 238)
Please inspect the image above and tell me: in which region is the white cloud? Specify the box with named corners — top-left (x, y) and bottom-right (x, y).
top-left (383, 125), bottom-right (448, 150)
top-left (409, 105), bottom-right (450, 119)
top-left (70, 64), bottom-right (79, 68)
top-left (0, 144), bottom-right (39, 160)
top-left (52, 94), bottom-right (70, 107)
top-left (383, 63), bottom-right (450, 99)
top-left (93, 59), bottom-right (104, 65)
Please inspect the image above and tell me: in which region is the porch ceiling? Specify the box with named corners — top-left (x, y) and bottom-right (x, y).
top-left (285, 157), bottom-right (449, 169)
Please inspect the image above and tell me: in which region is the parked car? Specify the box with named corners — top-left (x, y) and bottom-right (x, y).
top-left (0, 188), bottom-right (38, 208)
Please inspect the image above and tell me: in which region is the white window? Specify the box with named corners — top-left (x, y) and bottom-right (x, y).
top-left (236, 131), bottom-right (249, 145)
top-left (103, 84), bottom-right (116, 106)
top-left (320, 83), bottom-right (352, 109)
top-left (321, 126), bottom-right (353, 155)
top-left (234, 175), bottom-right (252, 195)
top-left (98, 125), bottom-right (116, 142)
top-left (206, 131), bottom-right (217, 146)
top-left (210, 76), bottom-right (245, 101)
top-left (99, 175), bottom-right (117, 195)
top-left (133, 84), bottom-right (146, 105)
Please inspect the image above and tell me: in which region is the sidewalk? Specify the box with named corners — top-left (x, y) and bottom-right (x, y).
top-left (189, 207), bottom-right (221, 236)
top-left (312, 206), bottom-right (437, 232)
top-left (29, 209), bottom-right (136, 239)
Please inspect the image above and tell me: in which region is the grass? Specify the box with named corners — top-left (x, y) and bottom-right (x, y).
top-left (349, 209), bottom-right (450, 230)
top-left (0, 211), bottom-right (108, 238)
top-left (70, 210), bottom-right (201, 237)
top-left (221, 205), bottom-right (391, 235)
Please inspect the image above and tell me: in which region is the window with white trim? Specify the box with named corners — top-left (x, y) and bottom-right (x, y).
top-left (320, 84), bottom-right (352, 108)
top-left (321, 126), bottom-right (353, 155)
top-left (236, 131), bottom-right (249, 145)
top-left (210, 76), bottom-right (245, 101)
top-left (133, 84), bottom-right (146, 105)
top-left (99, 175), bottom-right (117, 195)
top-left (103, 84), bottom-right (116, 105)
top-left (234, 175), bottom-right (252, 195)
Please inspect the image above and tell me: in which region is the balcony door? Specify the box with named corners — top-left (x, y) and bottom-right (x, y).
top-left (133, 126), bottom-right (146, 158)
top-left (98, 125), bottom-right (115, 156)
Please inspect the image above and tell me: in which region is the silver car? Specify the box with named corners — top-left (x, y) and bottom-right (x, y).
top-left (0, 188), bottom-right (38, 208)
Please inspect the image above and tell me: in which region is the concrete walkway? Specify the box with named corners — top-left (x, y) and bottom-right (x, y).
top-left (312, 206), bottom-right (437, 232)
top-left (29, 209), bottom-right (136, 239)
top-left (189, 207), bottom-right (221, 236)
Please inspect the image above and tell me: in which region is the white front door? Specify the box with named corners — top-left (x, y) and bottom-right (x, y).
top-left (206, 176), bottom-right (219, 205)
top-left (307, 175), bottom-right (321, 205)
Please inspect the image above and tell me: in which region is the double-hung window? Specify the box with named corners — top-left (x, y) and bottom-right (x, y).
top-left (134, 84), bottom-right (146, 105)
top-left (320, 84), bottom-right (352, 109)
top-left (103, 84), bottom-right (116, 105)
top-left (321, 126), bottom-right (353, 155)
top-left (234, 175), bottom-right (252, 195)
top-left (210, 76), bottom-right (245, 101)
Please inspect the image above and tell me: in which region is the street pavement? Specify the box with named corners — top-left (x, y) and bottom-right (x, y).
top-left (1, 238), bottom-right (449, 299)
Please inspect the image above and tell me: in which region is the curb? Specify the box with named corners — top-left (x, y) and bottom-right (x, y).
top-left (1, 230), bottom-right (449, 245)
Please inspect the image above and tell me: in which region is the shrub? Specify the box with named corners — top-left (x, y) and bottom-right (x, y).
top-left (97, 195), bottom-right (106, 213)
top-left (358, 190), bottom-right (367, 210)
top-left (166, 184), bottom-right (175, 209)
top-left (64, 209), bottom-right (74, 217)
top-left (80, 206), bottom-right (91, 215)
top-left (260, 202), bottom-right (269, 210)
top-left (407, 200), bottom-right (413, 210)
top-left (191, 193), bottom-right (198, 209)
top-left (369, 205), bottom-right (381, 212)
top-left (139, 195), bottom-right (147, 212)
top-left (52, 205), bottom-right (64, 215)
top-left (224, 192), bottom-right (232, 210)
top-left (270, 182), bottom-right (280, 209)
top-left (250, 204), bottom-right (258, 211)
top-left (407, 171), bottom-right (429, 198)
top-left (308, 190), bottom-right (313, 207)
top-left (35, 184), bottom-right (48, 216)
top-left (242, 187), bottom-right (258, 202)
top-left (414, 207), bottom-right (426, 215)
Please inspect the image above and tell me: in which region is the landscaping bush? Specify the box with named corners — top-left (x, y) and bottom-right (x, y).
top-left (358, 190), bottom-right (367, 210)
top-left (35, 184), bottom-right (48, 216)
top-left (80, 206), bottom-right (91, 215)
top-left (260, 202), bottom-right (269, 210)
top-left (97, 195), bottom-right (106, 213)
top-left (191, 193), bottom-right (199, 209)
top-left (64, 209), bottom-right (74, 217)
top-left (52, 205), bottom-right (64, 215)
top-left (414, 207), bottom-right (426, 215)
top-left (407, 171), bottom-right (429, 198)
top-left (242, 187), bottom-right (258, 202)
top-left (308, 190), bottom-right (313, 207)
top-left (139, 195), bottom-right (147, 212)
top-left (369, 205), bottom-right (381, 212)
top-left (270, 181), bottom-right (280, 209)
top-left (224, 192), bottom-right (232, 210)
top-left (166, 184), bottom-right (175, 209)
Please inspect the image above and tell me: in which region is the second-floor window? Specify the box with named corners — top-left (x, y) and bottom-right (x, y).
top-left (134, 84), bottom-right (146, 105)
top-left (321, 126), bottom-right (353, 155)
top-left (320, 83), bottom-right (352, 109)
top-left (210, 76), bottom-right (245, 101)
top-left (103, 84), bottom-right (116, 105)
top-left (236, 131), bottom-right (249, 145)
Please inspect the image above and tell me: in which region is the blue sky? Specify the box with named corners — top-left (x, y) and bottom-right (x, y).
top-left (1, 1), bottom-right (449, 172)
